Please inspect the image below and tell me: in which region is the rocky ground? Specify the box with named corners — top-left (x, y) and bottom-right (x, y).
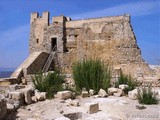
top-left (4, 95), bottom-right (160, 120)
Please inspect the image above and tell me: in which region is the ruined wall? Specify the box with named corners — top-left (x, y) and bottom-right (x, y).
top-left (29, 12), bottom-right (152, 77)
top-left (64, 14), bottom-right (152, 77)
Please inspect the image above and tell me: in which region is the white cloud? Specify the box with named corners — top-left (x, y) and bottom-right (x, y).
top-left (71, 1), bottom-right (160, 19)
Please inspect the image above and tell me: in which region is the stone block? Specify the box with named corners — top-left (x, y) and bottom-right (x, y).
top-left (31, 96), bottom-right (37, 103)
top-left (57, 91), bottom-right (72, 100)
top-left (63, 112), bottom-right (82, 120)
top-left (10, 91), bottom-right (23, 100)
top-left (98, 89), bottom-right (108, 98)
top-left (108, 88), bottom-right (118, 95)
top-left (128, 89), bottom-right (138, 100)
top-left (35, 91), bottom-right (47, 101)
top-left (85, 103), bottom-right (99, 114)
top-left (89, 89), bottom-right (95, 96)
top-left (22, 88), bottom-right (33, 104)
top-left (119, 84), bottom-right (129, 90)
top-left (7, 103), bottom-right (14, 111)
top-left (81, 91), bottom-right (89, 98)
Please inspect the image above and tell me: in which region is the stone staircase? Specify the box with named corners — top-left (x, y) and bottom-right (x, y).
top-left (11, 52), bottom-right (42, 79)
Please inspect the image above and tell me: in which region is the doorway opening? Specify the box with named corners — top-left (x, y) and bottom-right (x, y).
top-left (51, 38), bottom-right (57, 51)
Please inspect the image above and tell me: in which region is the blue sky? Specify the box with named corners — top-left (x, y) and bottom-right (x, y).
top-left (0, 0), bottom-right (159, 70)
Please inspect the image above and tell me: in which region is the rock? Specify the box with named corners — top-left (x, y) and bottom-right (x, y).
top-left (108, 88), bottom-right (118, 95)
top-left (35, 91), bottom-right (47, 101)
top-left (23, 88), bottom-right (33, 104)
top-left (89, 89), bottom-right (95, 96)
top-left (114, 89), bottom-right (123, 97)
top-left (67, 99), bottom-right (79, 107)
top-left (55, 117), bottom-right (70, 120)
top-left (81, 91), bottom-right (89, 98)
top-left (0, 95), bottom-right (7, 120)
top-left (57, 91), bottom-right (72, 100)
top-left (128, 89), bottom-right (138, 100)
top-left (10, 91), bottom-right (23, 100)
top-left (63, 112), bottom-right (82, 120)
top-left (7, 103), bottom-right (14, 111)
top-left (98, 89), bottom-right (108, 97)
top-left (9, 84), bottom-right (19, 91)
top-left (31, 96), bottom-right (37, 103)
top-left (119, 84), bottom-right (129, 90)
top-left (85, 103), bottom-right (99, 114)
top-left (21, 78), bottom-right (27, 85)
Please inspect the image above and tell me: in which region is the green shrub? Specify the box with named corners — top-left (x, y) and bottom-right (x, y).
top-left (137, 87), bottom-right (159, 105)
top-left (115, 71), bottom-right (137, 94)
top-left (32, 70), bottom-right (64, 98)
top-left (72, 59), bottom-right (111, 94)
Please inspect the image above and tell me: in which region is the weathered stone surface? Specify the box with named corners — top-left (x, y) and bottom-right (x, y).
top-left (57, 91), bottom-right (72, 100)
top-left (10, 91), bottom-right (23, 100)
top-left (113, 89), bottom-right (123, 97)
top-left (108, 88), bottom-right (118, 95)
top-left (89, 89), bottom-right (95, 96)
top-left (85, 103), bottom-right (99, 114)
top-left (66, 99), bottom-right (79, 107)
top-left (119, 84), bottom-right (129, 90)
top-left (0, 94), bottom-right (7, 120)
top-left (55, 117), bottom-right (70, 120)
top-left (128, 89), bottom-right (138, 100)
top-left (22, 88), bottom-right (33, 104)
top-left (35, 91), bottom-right (47, 101)
top-left (31, 96), bottom-right (37, 103)
top-left (7, 103), bottom-right (14, 111)
top-left (98, 89), bottom-right (108, 97)
top-left (63, 112), bottom-right (82, 120)
top-left (81, 91), bottom-right (89, 98)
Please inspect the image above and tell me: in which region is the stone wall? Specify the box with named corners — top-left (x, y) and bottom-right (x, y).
top-left (28, 12), bottom-right (152, 77)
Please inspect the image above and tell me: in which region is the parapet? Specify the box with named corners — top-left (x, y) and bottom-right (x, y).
top-left (52, 15), bottom-right (67, 23)
top-left (30, 12), bottom-right (50, 25)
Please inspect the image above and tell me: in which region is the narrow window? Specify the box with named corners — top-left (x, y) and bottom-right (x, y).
top-left (51, 38), bottom-right (57, 51)
top-left (36, 39), bottom-right (39, 44)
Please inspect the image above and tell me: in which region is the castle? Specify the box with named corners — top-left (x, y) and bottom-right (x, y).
top-left (10, 12), bottom-right (152, 82)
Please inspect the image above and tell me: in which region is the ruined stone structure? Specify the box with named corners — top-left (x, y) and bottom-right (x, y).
top-left (10, 11), bottom-right (152, 81)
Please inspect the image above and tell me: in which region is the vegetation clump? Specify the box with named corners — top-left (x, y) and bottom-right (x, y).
top-left (72, 59), bottom-right (111, 94)
top-left (115, 71), bottom-right (137, 94)
top-left (137, 86), bottom-right (159, 105)
top-left (32, 70), bottom-right (64, 98)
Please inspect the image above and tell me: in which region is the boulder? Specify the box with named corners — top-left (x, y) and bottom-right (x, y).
top-left (10, 91), bottom-right (23, 100)
top-left (31, 96), bottom-right (37, 103)
top-left (128, 89), bottom-right (138, 100)
top-left (66, 99), bottom-right (79, 107)
top-left (57, 91), bottom-right (72, 100)
top-left (81, 91), bottom-right (89, 98)
top-left (119, 84), bottom-right (129, 90)
top-left (63, 112), bottom-right (82, 120)
top-left (85, 102), bottom-right (99, 114)
top-left (0, 95), bottom-right (7, 120)
top-left (114, 89), bottom-right (123, 97)
top-left (98, 89), bottom-right (108, 97)
top-left (35, 91), bottom-right (47, 101)
top-left (9, 84), bottom-right (19, 91)
top-left (89, 89), bottom-right (95, 96)
top-left (7, 103), bottom-right (14, 111)
top-left (22, 88), bottom-right (33, 104)
top-left (108, 88), bottom-right (118, 95)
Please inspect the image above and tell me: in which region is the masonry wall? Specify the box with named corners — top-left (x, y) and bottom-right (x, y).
top-left (29, 12), bottom-right (152, 77)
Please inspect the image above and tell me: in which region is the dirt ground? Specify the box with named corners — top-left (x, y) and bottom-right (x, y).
top-left (4, 95), bottom-right (160, 120)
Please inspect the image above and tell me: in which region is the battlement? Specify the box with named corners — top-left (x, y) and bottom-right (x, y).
top-left (30, 12), bottom-right (49, 25)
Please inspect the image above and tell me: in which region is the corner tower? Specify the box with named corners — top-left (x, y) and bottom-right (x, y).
top-left (29, 12), bottom-right (49, 53)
